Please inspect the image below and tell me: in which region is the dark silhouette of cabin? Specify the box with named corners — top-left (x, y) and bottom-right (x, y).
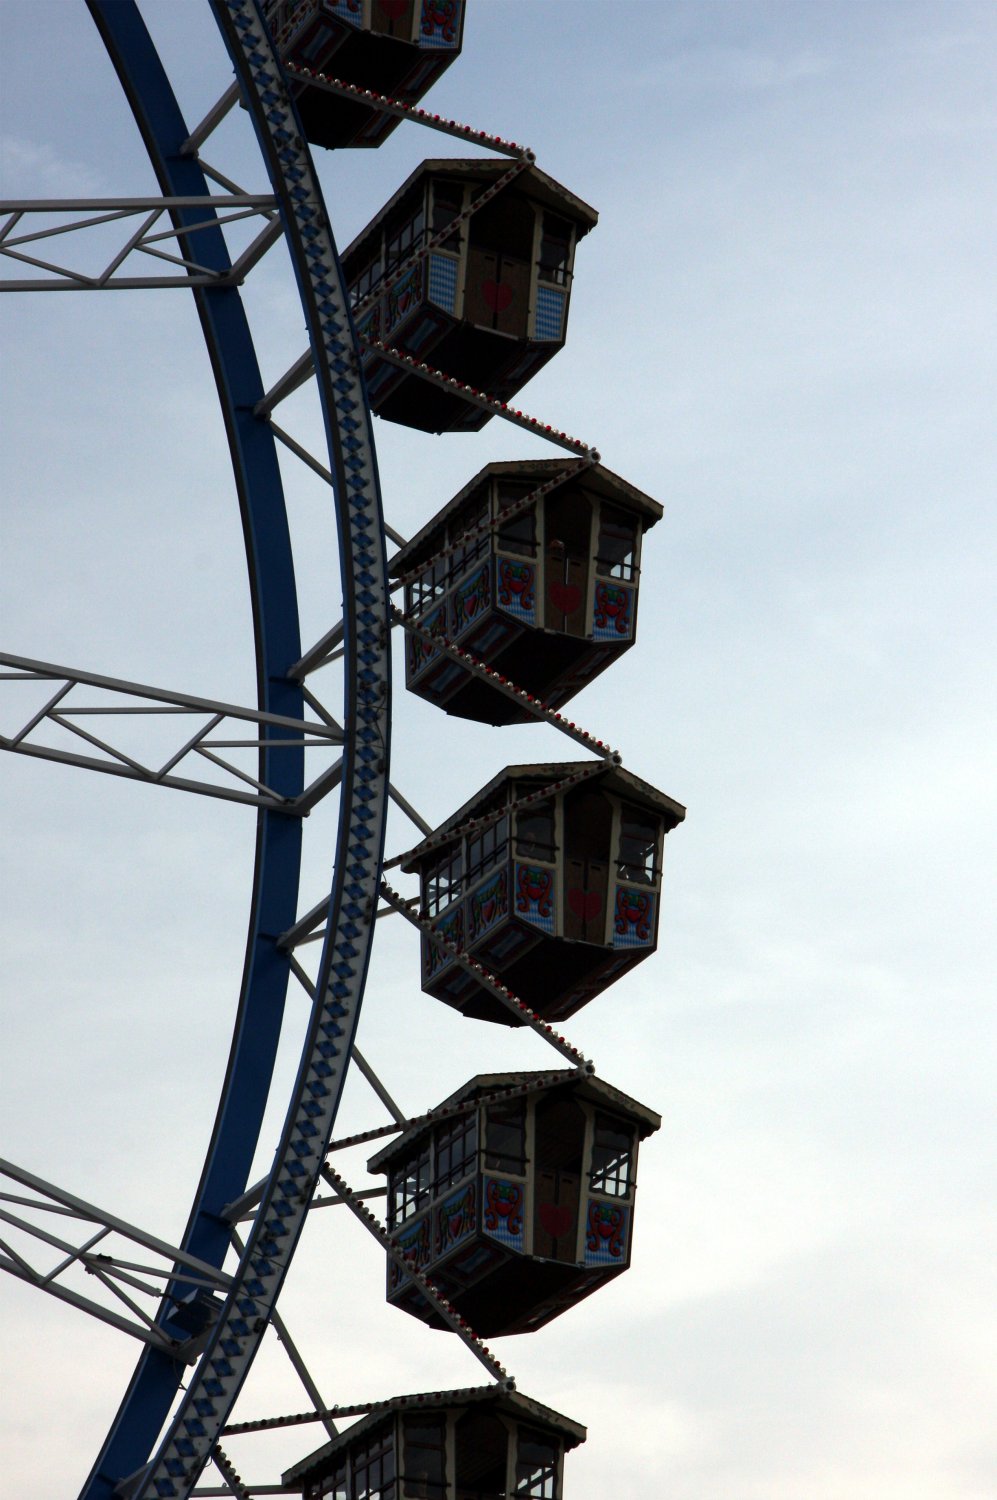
top-left (368, 1070), bottom-right (660, 1338)
top-left (262, 0), bottom-right (464, 150)
top-left (402, 762), bottom-right (685, 1025)
top-left (393, 459), bottom-right (663, 723)
top-left (342, 159), bottom-right (597, 432)
top-left (283, 1385), bottom-right (585, 1499)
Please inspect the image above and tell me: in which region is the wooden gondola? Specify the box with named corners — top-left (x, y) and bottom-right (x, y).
top-left (262, 0), bottom-right (465, 149)
top-left (343, 159), bottom-right (597, 431)
top-left (394, 458), bottom-right (663, 723)
top-left (403, 761), bottom-right (685, 1024)
top-left (369, 1069), bottom-right (660, 1337)
top-left (283, 1385), bottom-right (585, 1499)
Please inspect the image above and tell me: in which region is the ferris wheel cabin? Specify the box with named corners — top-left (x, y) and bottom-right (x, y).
top-left (368, 1070), bottom-right (660, 1338)
top-left (343, 159), bottom-right (598, 432)
top-left (403, 762), bottom-right (685, 1025)
top-left (263, 1), bottom-right (465, 150)
top-left (283, 1386), bottom-right (585, 1499)
top-left (393, 459), bottom-right (663, 723)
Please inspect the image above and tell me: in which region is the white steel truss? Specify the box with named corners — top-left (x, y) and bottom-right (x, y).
top-left (0, 653), bottom-right (345, 812)
top-left (0, 1160), bottom-right (233, 1358)
top-left (0, 193), bottom-right (281, 291)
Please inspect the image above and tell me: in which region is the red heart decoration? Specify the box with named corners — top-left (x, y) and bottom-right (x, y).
top-left (548, 581), bottom-right (581, 614)
top-left (378, 0), bottom-right (409, 18)
top-left (538, 1202), bottom-right (575, 1239)
top-left (482, 279), bottom-right (513, 312)
top-left (568, 888), bottom-right (602, 921)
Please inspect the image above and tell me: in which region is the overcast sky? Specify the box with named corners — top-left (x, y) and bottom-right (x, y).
top-left (2, 2), bottom-right (995, 1497)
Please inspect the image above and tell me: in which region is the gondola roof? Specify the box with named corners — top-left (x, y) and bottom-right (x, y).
top-left (282, 1384), bottom-right (586, 1486)
top-left (367, 1069), bottom-right (661, 1173)
top-left (388, 458), bottom-right (663, 577)
top-left (340, 157), bottom-right (599, 271)
top-left (400, 762), bottom-right (686, 873)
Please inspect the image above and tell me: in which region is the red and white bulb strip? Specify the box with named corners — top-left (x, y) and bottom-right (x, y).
top-left (390, 605), bottom-right (621, 761)
top-left (320, 1164), bottom-right (513, 1387)
top-left (390, 457), bottom-right (599, 594)
top-left (280, 63), bottom-right (531, 161)
top-left (360, 338), bottom-right (593, 456)
top-left (380, 880), bottom-right (593, 1071)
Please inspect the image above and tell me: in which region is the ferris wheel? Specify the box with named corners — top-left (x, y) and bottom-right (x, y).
top-left (0, 4), bottom-right (683, 1496)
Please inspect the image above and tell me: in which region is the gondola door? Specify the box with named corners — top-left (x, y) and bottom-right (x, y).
top-left (370, 0), bottom-right (418, 40)
top-left (544, 486), bottom-right (592, 636)
top-left (533, 1095), bottom-right (585, 1264)
top-left (562, 787), bottom-right (612, 944)
top-left (464, 196), bottom-right (534, 338)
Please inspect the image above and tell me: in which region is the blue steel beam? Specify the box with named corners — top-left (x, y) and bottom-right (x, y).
top-left (130, 0), bottom-right (392, 1492)
top-left (80, 3), bottom-right (305, 1495)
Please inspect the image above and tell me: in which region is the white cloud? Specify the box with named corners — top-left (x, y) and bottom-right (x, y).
top-left (1, 135), bottom-right (104, 197)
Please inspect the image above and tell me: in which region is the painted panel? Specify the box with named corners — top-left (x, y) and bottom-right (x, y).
top-left (478, 921), bottom-right (534, 964)
top-left (482, 1177), bottom-right (526, 1252)
top-left (419, 0), bottom-right (462, 49)
top-left (425, 904), bottom-right (463, 976)
top-left (386, 261), bottom-right (425, 336)
top-left (534, 1168), bottom-right (581, 1263)
top-left (328, 0), bottom-right (365, 30)
top-left (592, 579), bottom-right (634, 642)
top-left (612, 885), bottom-right (655, 948)
top-left (389, 1211), bottom-right (432, 1291)
top-left (424, 658), bottom-right (465, 696)
top-left (496, 556), bottom-right (537, 625)
top-left (469, 614), bottom-right (518, 657)
top-left (427, 251), bottom-right (459, 312)
top-left (468, 868), bottom-right (508, 944)
top-left (406, 313), bottom-right (445, 351)
top-left (354, 297), bottom-right (382, 345)
top-left (450, 562), bottom-right (491, 638)
top-left (583, 1200), bottom-right (629, 1267)
top-left (409, 601), bottom-right (446, 679)
top-left (436, 1181), bottom-right (476, 1258)
top-left (515, 862), bottom-right (556, 934)
top-left (534, 283), bottom-right (566, 341)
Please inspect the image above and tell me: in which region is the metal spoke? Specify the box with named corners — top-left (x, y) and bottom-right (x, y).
top-left (0, 1160), bottom-right (240, 1356)
top-left (0, 194), bottom-right (278, 291)
top-left (229, 1226), bottom-right (338, 1442)
top-left (0, 654), bottom-right (345, 811)
top-left (267, 418), bottom-right (409, 548)
top-left (0, 1161), bottom-right (235, 1290)
top-left (181, 81), bottom-right (242, 156)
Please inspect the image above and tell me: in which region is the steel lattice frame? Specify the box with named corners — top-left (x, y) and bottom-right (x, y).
top-left (2, 4), bottom-right (645, 1495)
top-left (60, 3), bottom-right (394, 1494)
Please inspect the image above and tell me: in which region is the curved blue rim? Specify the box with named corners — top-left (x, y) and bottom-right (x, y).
top-left (82, 4), bottom-right (305, 1494)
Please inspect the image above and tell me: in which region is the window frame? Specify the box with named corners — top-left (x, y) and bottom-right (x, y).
top-left (401, 1414), bottom-right (448, 1500)
top-left (536, 211), bottom-right (574, 288)
top-left (485, 1099), bottom-right (528, 1175)
top-left (589, 1113), bottom-right (635, 1199)
top-left (594, 504), bottom-right (639, 582)
top-left (388, 1144), bottom-right (431, 1227)
top-left (514, 1428), bottom-right (560, 1499)
top-left (350, 253), bottom-right (384, 308)
top-left (424, 844), bottom-right (463, 917)
top-left (616, 804), bottom-right (661, 886)
top-left (515, 797), bottom-right (557, 863)
top-left (448, 495), bottom-right (490, 578)
top-left (429, 181), bottom-right (466, 251)
top-left (407, 553), bottom-right (448, 615)
top-left (465, 815), bottom-right (509, 886)
top-left (384, 198), bottom-right (427, 278)
top-left (350, 1424), bottom-right (396, 1500)
top-left (496, 481), bottom-right (538, 558)
top-left (433, 1111), bottom-right (479, 1196)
